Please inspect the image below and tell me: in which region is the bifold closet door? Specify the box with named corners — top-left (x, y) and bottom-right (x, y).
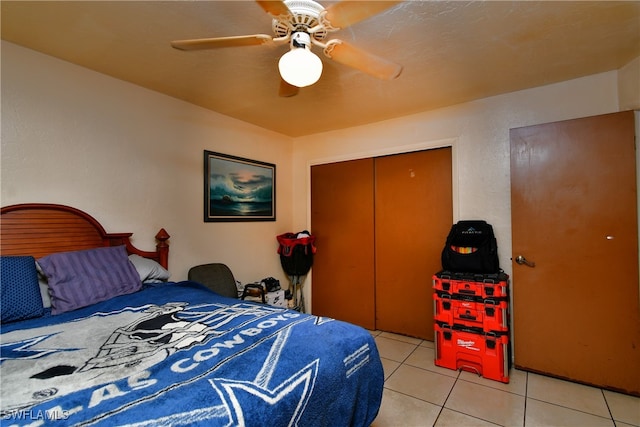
top-left (310, 158), bottom-right (376, 329)
top-left (374, 148), bottom-right (453, 340)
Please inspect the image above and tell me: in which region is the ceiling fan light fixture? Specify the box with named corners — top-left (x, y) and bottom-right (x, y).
top-left (279, 47), bottom-right (323, 87)
top-left (278, 32), bottom-right (322, 88)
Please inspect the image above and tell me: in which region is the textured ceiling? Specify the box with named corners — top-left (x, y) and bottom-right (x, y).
top-left (2, 1), bottom-right (639, 137)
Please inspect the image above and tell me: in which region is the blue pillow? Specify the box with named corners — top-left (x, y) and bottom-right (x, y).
top-left (1, 256), bottom-right (45, 323)
top-left (38, 245), bottom-right (142, 315)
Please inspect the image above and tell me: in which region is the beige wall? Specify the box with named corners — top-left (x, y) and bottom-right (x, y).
top-left (618, 56), bottom-right (640, 111)
top-left (1, 41), bottom-right (634, 310)
top-left (1, 41), bottom-right (295, 285)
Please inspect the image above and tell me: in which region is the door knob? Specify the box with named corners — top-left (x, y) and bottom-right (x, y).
top-left (515, 255), bottom-right (536, 267)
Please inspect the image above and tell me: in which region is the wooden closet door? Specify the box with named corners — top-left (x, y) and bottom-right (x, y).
top-left (311, 159), bottom-right (376, 329)
top-left (375, 148), bottom-right (453, 339)
top-left (510, 111), bottom-right (639, 395)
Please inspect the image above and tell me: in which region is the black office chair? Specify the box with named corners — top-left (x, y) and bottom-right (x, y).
top-left (188, 263), bottom-right (238, 298)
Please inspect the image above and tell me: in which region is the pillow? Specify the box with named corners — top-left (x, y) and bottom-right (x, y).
top-left (128, 254), bottom-right (171, 283)
top-left (1, 256), bottom-right (45, 323)
top-left (35, 261), bottom-right (52, 308)
top-left (38, 245), bottom-right (142, 315)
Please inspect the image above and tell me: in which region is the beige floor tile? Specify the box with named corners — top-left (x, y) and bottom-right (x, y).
top-left (527, 373), bottom-right (610, 418)
top-left (375, 335), bottom-right (419, 363)
top-left (379, 331), bottom-right (424, 346)
top-left (385, 364), bottom-right (456, 406)
top-left (525, 398), bottom-right (615, 427)
top-left (404, 346), bottom-right (434, 370)
top-left (371, 388), bottom-right (442, 427)
top-left (421, 340), bottom-right (435, 349)
top-left (458, 368), bottom-right (527, 396)
top-left (445, 379), bottom-right (525, 426)
top-left (380, 357), bottom-right (401, 381)
top-left (602, 390), bottom-right (640, 426)
top-left (434, 408), bottom-right (500, 426)
top-left (405, 346), bottom-right (459, 378)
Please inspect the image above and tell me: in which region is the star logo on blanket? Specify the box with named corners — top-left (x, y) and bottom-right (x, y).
top-left (208, 327), bottom-right (317, 426)
top-left (210, 361), bottom-right (318, 427)
top-left (0, 333), bottom-right (78, 362)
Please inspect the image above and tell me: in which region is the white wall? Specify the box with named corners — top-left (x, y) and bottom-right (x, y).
top-left (292, 71), bottom-right (621, 309)
top-left (1, 41), bottom-right (294, 285)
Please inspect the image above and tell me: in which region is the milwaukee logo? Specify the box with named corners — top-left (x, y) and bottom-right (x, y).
top-left (457, 339), bottom-right (480, 351)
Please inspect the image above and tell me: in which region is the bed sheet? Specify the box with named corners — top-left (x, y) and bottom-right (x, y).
top-left (1, 281), bottom-right (383, 426)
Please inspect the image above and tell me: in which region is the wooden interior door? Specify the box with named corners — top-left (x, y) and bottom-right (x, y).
top-left (311, 159), bottom-right (376, 329)
top-left (375, 148), bottom-right (453, 340)
top-left (510, 111), bottom-right (639, 395)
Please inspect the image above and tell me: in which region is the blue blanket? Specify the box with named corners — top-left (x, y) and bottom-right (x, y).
top-left (1, 282), bottom-right (383, 426)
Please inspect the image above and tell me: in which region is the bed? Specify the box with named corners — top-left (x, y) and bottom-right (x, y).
top-left (0, 203), bottom-right (383, 426)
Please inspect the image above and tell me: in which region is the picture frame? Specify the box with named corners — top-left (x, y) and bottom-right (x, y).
top-left (203, 151), bottom-right (276, 222)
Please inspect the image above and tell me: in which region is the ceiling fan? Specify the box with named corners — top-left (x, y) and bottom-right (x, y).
top-left (171, 0), bottom-right (403, 97)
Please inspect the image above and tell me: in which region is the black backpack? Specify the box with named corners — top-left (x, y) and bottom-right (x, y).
top-left (277, 232), bottom-right (316, 276)
top-left (441, 220), bottom-right (499, 274)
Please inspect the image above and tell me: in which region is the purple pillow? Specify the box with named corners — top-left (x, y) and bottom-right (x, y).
top-left (38, 245), bottom-right (142, 314)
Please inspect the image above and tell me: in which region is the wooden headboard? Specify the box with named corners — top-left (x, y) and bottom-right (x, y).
top-left (0, 203), bottom-right (170, 268)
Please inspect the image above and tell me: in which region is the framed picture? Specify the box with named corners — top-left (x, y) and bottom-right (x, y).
top-left (203, 151), bottom-right (276, 222)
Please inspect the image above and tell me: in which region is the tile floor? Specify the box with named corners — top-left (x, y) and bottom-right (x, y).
top-left (369, 331), bottom-right (640, 427)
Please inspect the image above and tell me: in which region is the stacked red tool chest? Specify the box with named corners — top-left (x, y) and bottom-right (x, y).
top-left (432, 270), bottom-right (511, 383)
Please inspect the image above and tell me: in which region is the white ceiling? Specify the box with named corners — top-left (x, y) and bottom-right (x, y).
top-left (2, 1), bottom-right (639, 137)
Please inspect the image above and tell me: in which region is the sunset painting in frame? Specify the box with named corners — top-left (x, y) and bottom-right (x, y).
top-left (204, 151), bottom-right (276, 222)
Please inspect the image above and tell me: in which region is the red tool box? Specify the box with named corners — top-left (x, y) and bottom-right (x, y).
top-left (434, 322), bottom-right (510, 383)
top-left (433, 291), bottom-right (509, 332)
top-left (432, 270), bottom-right (511, 383)
top-left (433, 271), bottom-right (509, 299)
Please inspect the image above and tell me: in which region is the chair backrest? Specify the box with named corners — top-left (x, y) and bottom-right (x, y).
top-left (188, 263), bottom-right (238, 298)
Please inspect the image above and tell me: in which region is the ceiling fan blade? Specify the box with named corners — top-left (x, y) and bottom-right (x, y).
top-left (255, 0), bottom-right (291, 17)
top-left (279, 78), bottom-right (299, 97)
top-left (323, 1), bottom-right (402, 29)
top-left (171, 34), bottom-right (273, 51)
top-left (324, 40), bottom-right (402, 80)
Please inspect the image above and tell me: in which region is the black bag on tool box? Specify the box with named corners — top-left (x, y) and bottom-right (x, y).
top-left (441, 220), bottom-right (499, 273)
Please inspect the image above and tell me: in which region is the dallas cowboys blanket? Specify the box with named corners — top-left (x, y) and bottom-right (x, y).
top-left (1, 281), bottom-right (383, 426)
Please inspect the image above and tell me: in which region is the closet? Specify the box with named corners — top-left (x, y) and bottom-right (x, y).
top-left (310, 147), bottom-right (452, 339)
